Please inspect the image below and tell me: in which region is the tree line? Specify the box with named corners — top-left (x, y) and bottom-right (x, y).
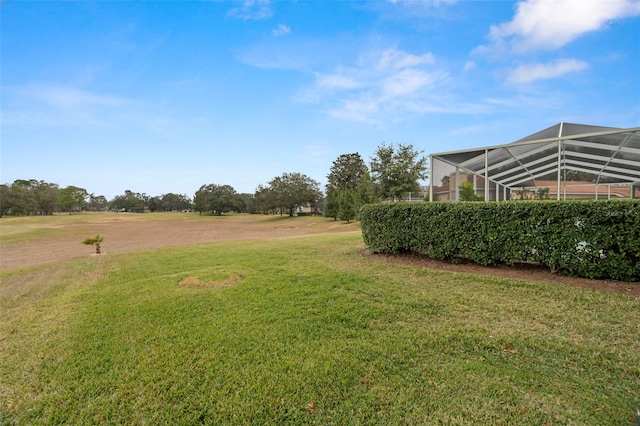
top-left (0, 143), bottom-right (428, 220)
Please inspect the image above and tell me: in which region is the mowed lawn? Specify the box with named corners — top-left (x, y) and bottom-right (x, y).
top-left (1, 215), bottom-right (639, 424)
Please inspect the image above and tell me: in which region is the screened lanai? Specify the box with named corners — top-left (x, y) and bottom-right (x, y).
top-left (429, 123), bottom-right (640, 202)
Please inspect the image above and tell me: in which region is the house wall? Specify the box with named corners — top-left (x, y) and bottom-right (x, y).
top-left (432, 174), bottom-right (636, 201)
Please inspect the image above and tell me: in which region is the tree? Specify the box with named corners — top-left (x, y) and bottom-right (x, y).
top-left (323, 186), bottom-right (340, 220)
top-left (176, 194), bottom-right (192, 211)
top-left (355, 172), bottom-right (377, 208)
top-left (254, 185), bottom-right (278, 214)
top-left (209, 185), bottom-right (237, 215)
top-left (2, 183), bottom-right (35, 215)
top-left (267, 172), bottom-right (322, 217)
top-left (459, 181), bottom-right (483, 201)
top-left (193, 184), bottom-right (236, 215)
top-left (0, 184), bottom-right (10, 217)
top-left (35, 181), bottom-right (60, 215)
top-left (325, 153), bottom-right (375, 221)
top-left (160, 193), bottom-right (192, 212)
top-left (58, 186), bottom-right (88, 214)
top-left (87, 194), bottom-right (108, 212)
top-left (82, 234), bottom-right (104, 254)
top-left (234, 193), bottom-right (256, 214)
top-left (9, 179), bottom-right (59, 215)
top-left (193, 186), bottom-right (210, 216)
top-left (370, 143), bottom-right (428, 201)
top-left (337, 190), bottom-right (356, 223)
top-left (327, 153), bottom-right (369, 193)
top-left (109, 190), bottom-right (146, 212)
top-left (2, 180), bottom-right (103, 216)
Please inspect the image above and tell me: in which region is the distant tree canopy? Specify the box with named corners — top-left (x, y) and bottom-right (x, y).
top-left (234, 193), bottom-right (257, 214)
top-left (157, 193), bottom-right (192, 212)
top-left (0, 184), bottom-right (11, 218)
top-left (0, 179), bottom-right (62, 216)
top-left (370, 143), bottom-right (428, 201)
top-left (110, 190), bottom-right (148, 213)
top-left (262, 172), bottom-right (322, 217)
top-left (87, 194), bottom-right (109, 212)
top-left (0, 180), bottom-right (111, 217)
top-left (254, 184), bottom-right (278, 214)
top-left (194, 184), bottom-right (237, 216)
top-left (2, 145), bottom-right (430, 219)
top-left (59, 186), bottom-right (88, 214)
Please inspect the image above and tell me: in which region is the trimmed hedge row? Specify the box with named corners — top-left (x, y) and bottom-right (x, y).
top-left (360, 200), bottom-right (640, 281)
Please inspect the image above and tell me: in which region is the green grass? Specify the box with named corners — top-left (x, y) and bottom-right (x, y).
top-left (1, 232), bottom-right (639, 424)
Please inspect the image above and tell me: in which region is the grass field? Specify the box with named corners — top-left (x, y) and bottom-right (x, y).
top-left (1, 214), bottom-right (639, 424)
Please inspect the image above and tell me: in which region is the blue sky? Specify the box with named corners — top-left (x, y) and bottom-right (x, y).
top-left (2, 0), bottom-right (639, 199)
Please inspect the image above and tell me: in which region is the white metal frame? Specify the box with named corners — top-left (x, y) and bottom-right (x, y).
top-left (429, 123), bottom-right (640, 201)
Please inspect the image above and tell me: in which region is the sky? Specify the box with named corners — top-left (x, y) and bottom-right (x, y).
top-left (2, 0), bottom-right (639, 199)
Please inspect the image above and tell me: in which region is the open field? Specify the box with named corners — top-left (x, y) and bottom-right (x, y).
top-left (1, 213), bottom-right (639, 424)
top-left (0, 212), bottom-right (360, 271)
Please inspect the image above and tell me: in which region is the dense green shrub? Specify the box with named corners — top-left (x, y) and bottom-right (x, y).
top-left (360, 200), bottom-right (640, 281)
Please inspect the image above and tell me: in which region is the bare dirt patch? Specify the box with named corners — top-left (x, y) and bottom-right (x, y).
top-left (0, 213), bottom-right (359, 271)
top-left (179, 273), bottom-right (243, 289)
top-left (363, 251), bottom-right (640, 297)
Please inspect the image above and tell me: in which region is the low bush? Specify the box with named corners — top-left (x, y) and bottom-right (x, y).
top-left (360, 200), bottom-right (640, 281)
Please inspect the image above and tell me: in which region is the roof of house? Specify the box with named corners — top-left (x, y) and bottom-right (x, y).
top-left (430, 123), bottom-right (640, 190)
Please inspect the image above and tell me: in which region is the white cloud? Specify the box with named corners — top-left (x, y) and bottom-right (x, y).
top-left (27, 85), bottom-right (128, 108)
top-left (238, 38), bottom-right (330, 72)
top-left (312, 48), bottom-right (440, 112)
top-left (1, 84), bottom-right (141, 128)
top-left (376, 49), bottom-right (435, 70)
top-left (387, 0), bottom-right (458, 12)
top-left (303, 48), bottom-right (457, 123)
top-left (506, 58), bottom-right (589, 84)
top-left (315, 72), bottom-right (362, 90)
top-left (382, 68), bottom-right (444, 97)
top-left (243, 41), bottom-right (476, 123)
top-left (326, 97), bottom-right (381, 123)
top-left (227, 0), bottom-right (272, 20)
top-left (273, 24), bottom-right (291, 37)
top-left (483, 0), bottom-right (640, 53)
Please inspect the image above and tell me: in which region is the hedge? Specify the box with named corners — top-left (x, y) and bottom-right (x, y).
top-left (360, 200), bottom-right (640, 281)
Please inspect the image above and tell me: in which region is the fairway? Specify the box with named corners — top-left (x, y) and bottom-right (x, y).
top-left (1, 213), bottom-right (639, 424)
